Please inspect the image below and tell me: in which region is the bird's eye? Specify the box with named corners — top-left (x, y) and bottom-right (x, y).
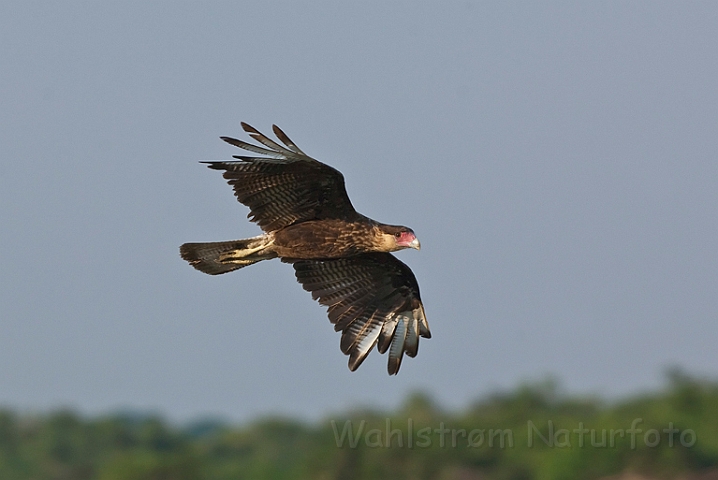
top-left (394, 232), bottom-right (402, 238)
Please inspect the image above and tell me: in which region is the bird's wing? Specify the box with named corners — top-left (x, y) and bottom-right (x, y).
top-left (204, 123), bottom-right (357, 232)
top-left (289, 253), bottom-right (431, 375)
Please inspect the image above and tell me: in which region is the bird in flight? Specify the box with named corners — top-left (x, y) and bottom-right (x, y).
top-left (180, 123), bottom-right (430, 374)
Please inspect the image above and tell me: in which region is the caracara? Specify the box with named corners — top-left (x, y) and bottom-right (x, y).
top-left (180, 123), bottom-right (430, 375)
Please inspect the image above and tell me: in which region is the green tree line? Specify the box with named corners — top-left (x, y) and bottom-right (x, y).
top-left (0, 370), bottom-right (716, 480)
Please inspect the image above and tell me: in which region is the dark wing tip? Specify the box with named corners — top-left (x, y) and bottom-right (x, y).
top-left (387, 358), bottom-right (402, 376)
top-left (241, 122), bottom-right (260, 134)
top-left (348, 359), bottom-right (361, 372)
top-left (200, 161), bottom-right (226, 170)
top-left (272, 124), bottom-right (306, 155)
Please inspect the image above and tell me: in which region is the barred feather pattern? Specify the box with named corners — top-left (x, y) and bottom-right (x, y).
top-left (180, 236), bottom-right (276, 275)
top-left (290, 252), bottom-right (430, 375)
top-left (204, 123), bottom-right (358, 232)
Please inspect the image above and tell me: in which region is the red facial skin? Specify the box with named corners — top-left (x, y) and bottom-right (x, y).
top-left (396, 231), bottom-right (420, 250)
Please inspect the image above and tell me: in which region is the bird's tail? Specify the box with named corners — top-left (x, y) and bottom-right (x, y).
top-left (180, 235), bottom-right (277, 275)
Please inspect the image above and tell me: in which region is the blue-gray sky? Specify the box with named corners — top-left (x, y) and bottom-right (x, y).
top-left (1, 2), bottom-right (716, 422)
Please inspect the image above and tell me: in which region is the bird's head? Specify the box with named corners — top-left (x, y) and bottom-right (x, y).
top-left (379, 225), bottom-right (421, 252)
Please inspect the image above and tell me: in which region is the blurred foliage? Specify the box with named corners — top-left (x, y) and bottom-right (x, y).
top-left (0, 369), bottom-right (716, 480)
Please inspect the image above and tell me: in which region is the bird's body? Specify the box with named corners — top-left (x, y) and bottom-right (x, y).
top-left (274, 217), bottom-right (418, 258)
top-left (180, 123), bottom-right (430, 374)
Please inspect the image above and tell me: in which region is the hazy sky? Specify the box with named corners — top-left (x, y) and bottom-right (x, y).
top-left (1, 2), bottom-right (716, 423)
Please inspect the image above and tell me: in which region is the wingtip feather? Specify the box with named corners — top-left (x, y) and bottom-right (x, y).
top-left (241, 121), bottom-right (258, 134)
top-left (272, 124), bottom-right (305, 155)
top-left (404, 318), bottom-right (419, 358)
top-left (387, 316), bottom-right (408, 375)
top-left (347, 322), bottom-right (382, 371)
top-left (202, 161), bottom-right (225, 170)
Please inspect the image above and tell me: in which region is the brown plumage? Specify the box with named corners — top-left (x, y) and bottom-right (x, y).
top-left (180, 123), bottom-right (430, 375)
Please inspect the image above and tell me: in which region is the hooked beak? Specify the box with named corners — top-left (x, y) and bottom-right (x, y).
top-left (408, 237), bottom-right (421, 250)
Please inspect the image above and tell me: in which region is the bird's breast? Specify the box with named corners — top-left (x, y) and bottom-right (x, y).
top-left (272, 219), bottom-right (378, 259)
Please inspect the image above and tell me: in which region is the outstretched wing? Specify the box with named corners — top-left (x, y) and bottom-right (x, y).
top-left (290, 253), bottom-right (431, 375)
top-left (204, 123), bottom-right (358, 232)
